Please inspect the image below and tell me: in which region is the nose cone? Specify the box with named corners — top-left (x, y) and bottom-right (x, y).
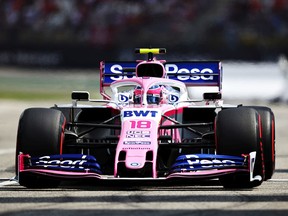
top-left (125, 152), bottom-right (147, 169)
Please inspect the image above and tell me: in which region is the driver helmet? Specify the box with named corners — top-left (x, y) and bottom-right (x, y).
top-left (134, 85), bottom-right (162, 104)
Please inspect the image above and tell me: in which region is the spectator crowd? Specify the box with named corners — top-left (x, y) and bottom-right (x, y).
top-left (0, 0), bottom-right (288, 62)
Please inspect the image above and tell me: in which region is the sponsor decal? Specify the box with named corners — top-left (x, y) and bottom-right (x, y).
top-left (168, 93), bottom-right (179, 103)
top-left (103, 62), bottom-right (220, 84)
top-left (123, 141), bottom-right (151, 145)
top-left (109, 64), bottom-right (136, 81)
top-left (130, 162), bottom-right (141, 167)
top-left (35, 155), bottom-right (88, 169)
top-left (165, 64), bottom-right (214, 81)
top-left (123, 110), bottom-right (158, 118)
top-left (118, 93), bottom-right (130, 103)
top-left (126, 131), bottom-right (151, 138)
top-left (185, 154), bottom-right (236, 168)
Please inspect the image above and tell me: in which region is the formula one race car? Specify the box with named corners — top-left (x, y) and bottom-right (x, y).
top-left (15, 48), bottom-right (275, 189)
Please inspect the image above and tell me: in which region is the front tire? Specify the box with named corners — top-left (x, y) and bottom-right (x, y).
top-left (215, 107), bottom-right (264, 188)
top-left (245, 106), bottom-right (275, 180)
top-left (16, 108), bottom-right (66, 188)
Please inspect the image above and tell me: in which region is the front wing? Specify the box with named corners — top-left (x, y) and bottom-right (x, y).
top-left (18, 152), bottom-right (261, 182)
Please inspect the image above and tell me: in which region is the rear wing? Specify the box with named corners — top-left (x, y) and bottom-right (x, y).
top-left (100, 61), bottom-right (222, 99)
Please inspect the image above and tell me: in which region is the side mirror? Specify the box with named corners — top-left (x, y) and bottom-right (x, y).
top-left (203, 92), bottom-right (222, 100)
top-left (71, 91), bottom-right (90, 101)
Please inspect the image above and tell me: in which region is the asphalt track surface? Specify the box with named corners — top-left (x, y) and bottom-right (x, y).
top-left (0, 100), bottom-right (288, 216)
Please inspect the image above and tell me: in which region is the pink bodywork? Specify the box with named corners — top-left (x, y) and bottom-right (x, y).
top-left (111, 77), bottom-right (185, 178)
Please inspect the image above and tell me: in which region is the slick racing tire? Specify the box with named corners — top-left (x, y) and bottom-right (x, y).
top-left (245, 106), bottom-right (275, 180)
top-left (215, 107), bottom-right (264, 188)
top-left (16, 108), bottom-right (66, 188)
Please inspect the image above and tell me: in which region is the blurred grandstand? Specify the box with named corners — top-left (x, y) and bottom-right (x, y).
top-left (0, 0), bottom-right (288, 67)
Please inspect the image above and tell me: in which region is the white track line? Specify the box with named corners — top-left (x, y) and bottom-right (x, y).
top-left (0, 178), bottom-right (18, 187)
top-left (269, 179), bottom-right (288, 182)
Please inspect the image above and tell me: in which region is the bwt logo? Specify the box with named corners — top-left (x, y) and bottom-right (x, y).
top-left (123, 110), bottom-right (158, 117)
top-left (165, 64), bottom-right (214, 81)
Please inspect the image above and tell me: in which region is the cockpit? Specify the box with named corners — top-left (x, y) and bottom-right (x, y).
top-left (133, 85), bottom-right (162, 104)
top-left (110, 77), bottom-right (187, 106)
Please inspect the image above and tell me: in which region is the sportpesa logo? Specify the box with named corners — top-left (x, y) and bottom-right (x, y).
top-left (36, 155), bottom-right (88, 169)
top-left (184, 154), bottom-right (236, 168)
top-left (165, 64), bottom-right (214, 81)
top-left (107, 63), bottom-right (215, 81)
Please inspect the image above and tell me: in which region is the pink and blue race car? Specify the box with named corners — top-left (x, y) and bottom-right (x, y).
top-left (16, 48), bottom-right (275, 188)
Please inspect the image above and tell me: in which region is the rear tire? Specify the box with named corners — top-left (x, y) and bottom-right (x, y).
top-left (216, 107), bottom-right (264, 188)
top-left (16, 108), bottom-right (66, 188)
